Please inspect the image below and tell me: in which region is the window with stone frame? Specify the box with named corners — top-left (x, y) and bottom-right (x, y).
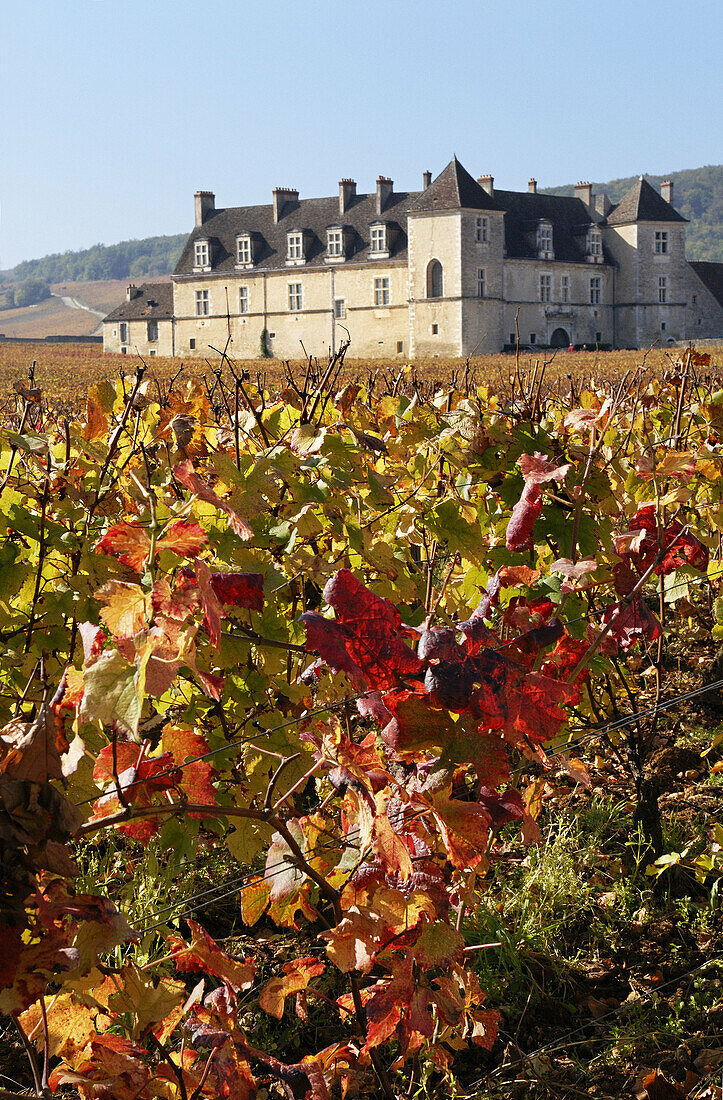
top-left (539, 274), bottom-right (552, 302)
top-left (236, 235), bottom-right (252, 265)
top-left (334, 298), bottom-right (346, 319)
top-left (475, 216), bottom-right (489, 243)
top-left (147, 320), bottom-right (158, 342)
top-left (658, 276), bottom-right (668, 303)
top-left (587, 227), bottom-right (602, 258)
top-left (561, 275), bottom-right (570, 303)
top-left (239, 286), bottom-right (249, 314)
top-left (374, 277), bottom-right (390, 306)
top-left (589, 277), bottom-right (601, 305)
top-left (327, 228), bottom-right (344, 257)
top-left (287, 232), bottom-right (304, 261)
top-left (537, 221), bottom-right (553, 257)
top-left (119, 322), bottom-right (129, 344)
top-left (194, 239), bottom-right (210, 268)
top-left (288, 283), bottom-right (303, 311)
top-left (370, 225), bottom-right (387, 254)
top-left (655, 231), bottom-right (668, 254)
top-left (477, 268), bottom-right (486, 297)
top-left (195, 290), bottom-right (210, 316)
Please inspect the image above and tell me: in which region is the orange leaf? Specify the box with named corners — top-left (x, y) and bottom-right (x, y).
top-left (259, 957), bottom-right (325, 1019)
top-left (156, 520), bottom-right (208, 559)
top-left (96, 522), bottom-right (151, 573)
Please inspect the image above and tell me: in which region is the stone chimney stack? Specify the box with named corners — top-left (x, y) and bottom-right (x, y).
top-left (423, 170), bottom-right (432, 190)
top-left (376, 176), bottom-right (393, 215)
top-left (661, 180), bottom-right (674, 205)
top-left (126, 284), bottom-right (138, 302)
top-left (528, 178), bottom-right (537, 194)
top-left (595, 192), bottom-right (613, 217)
top-left (478, 174), bottom-right (494, 196)
top-left (574, 181), bottom-right (593, 206)
top-left (339, 179), bottom-right (356, 215)
top-left (272, 187), bottom-right (299, 223)
top-left (194, 191), bottom-right (215, 227)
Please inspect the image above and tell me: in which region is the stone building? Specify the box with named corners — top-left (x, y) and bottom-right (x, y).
top-left (103, 158), bottom-right (723, 359)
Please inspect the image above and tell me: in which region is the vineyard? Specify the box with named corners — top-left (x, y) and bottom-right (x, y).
top-left (2, 340), bottom-right (723, 1099)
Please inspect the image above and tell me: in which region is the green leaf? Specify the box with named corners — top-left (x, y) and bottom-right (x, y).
top-left (79, 650), bottom-right (143, 739)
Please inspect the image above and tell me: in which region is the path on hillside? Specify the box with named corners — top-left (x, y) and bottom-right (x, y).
top-left (51, 293), bottom-right (107, 320)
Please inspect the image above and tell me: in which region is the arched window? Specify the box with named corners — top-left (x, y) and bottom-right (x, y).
top-left (427, 260), bottom-right (443, 298)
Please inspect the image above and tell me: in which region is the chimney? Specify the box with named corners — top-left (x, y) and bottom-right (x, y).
top-left (478, 174), bottom-right (494, 196)
top-left (423, 170), bottom-right (432, 190)
top-left (272, 187), bottom-right (299, 223)
top-left (126, 284), bottom-right (137, 302)
top-left (339, 178), bottom-right (356, 215)
top-left (194, 191), bottom-right (215, 227)
top-left (376, 176), bottom-right (393, 215)
top-left (661, 179), bottom-right (674, 205)
top-left (595, 192), bottom-right (613, 217)
top-left (528, 178), bottom-right (537, 194)
top-left (574, 181), bottom-right (593, 206)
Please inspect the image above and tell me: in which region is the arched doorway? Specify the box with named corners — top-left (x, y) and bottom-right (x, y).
top-left (426, 260), bottom-right (443, 298)
top-left (550, 327), bottom-right (570, 347)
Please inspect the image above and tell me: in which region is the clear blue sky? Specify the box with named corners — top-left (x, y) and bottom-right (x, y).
top-left (2, 0), bottom-right (721, 270)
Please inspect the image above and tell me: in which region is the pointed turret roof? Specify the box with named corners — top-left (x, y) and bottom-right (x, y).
top-left (408, 156), bottom-right (505, 213)
top-left (607, 176), bottom-right (687, 225)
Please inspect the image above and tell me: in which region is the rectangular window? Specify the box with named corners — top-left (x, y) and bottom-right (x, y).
top-left (595, 331), bottom-right (602, 342)
top-left (370, 225), bottom-right (386, 253)
top-left (509, 333), bottom-right (515, 344)
top-left (561, 275), bottom-right (570, 303)
top-left (396, 341), bottom-right (403, 353)
top-left (588, 229), bottom-right (602, 256)
top-left (475, 216), bottom-right (488, 243)
top-left (149, 349), bottom-right (156, 356)
top-left (238, 286), bottom-right (249, 314)
top-left (661, 322), bottom-right (666, 331)
top-left (327, 229), bottom-right (343, 256)
top-left (236, 236), bottom-right (252, 265)
top-left (658, 276), bottom-right (667, 303)
top-left (373, 277), bottom-right (390, 306)
top-left (334, 298), bottom-right (346, 319)
top-left (194, 240), bottom-right (209, 267)
top-left (655, 231), bottom-right (668, 254)
top-left (195, 290), bottom-right (210, 316)
top-left (287, 233), bottom-right (303, 261)
top-left (119, 322), bottom-right (129, 343)
top-left (538, 223), bottom-right (553, 254)
top-left (530, 333), bottom-right (536, 344)
top-left (589, 277), bottom-right (601, 305)
top-left (147, 320), bottom-right (158, 341)
top-left (539, 274), bottom-right (552, 302)
top-left (189, 338), bottom-right (196, 350)
top-left (431, 323), bottom-right (439, 335)
top-left (477, 268), bottom-right (486, 297)
top-left (288, 282), bottom-right (303, 311)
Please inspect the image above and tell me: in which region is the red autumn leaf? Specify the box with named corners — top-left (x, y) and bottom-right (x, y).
top-left (96, 521), bottom-right (152, 572)
top-left (506, 482), bottom-right (543, 552)
top-left (659, 519), bottom-right (709, 574)
top-left (299, 611), bottom-right (366, 687)
top-left (173, 459), bottom-right (253, 540)
top-left (258, 956), bottom-right (325, 1019)
top-left (177, 566), bottom-right (265, 611)
top-left (156, 519), bottom-right (208, 559)
top-left (518, 451), bottom-right (570, 485)
top-left (363, 957), bottom-right (414, 1053)
top-left (193, 558), bottom-right (223, 650)
top-left (161, 725), bottom-right (217, 810)
top-left (321, 570), bottom-right (423, 691)
top-left (497, 564), bottom-right (542, 587)
top-left (381, 690), bottom-right (457, 755)
top-left (167, 920), bottom-right (256, 991)
top-left (431, 793), bottom-right (492, 870)
top-left (417, 628), bottom-right (466, 663)
top-left (599, 597), bottom-right (662, 651)
top-left (184, 1016), bottom-right (231, 1049)
top-left (477, 786), bottom-right (525, 827)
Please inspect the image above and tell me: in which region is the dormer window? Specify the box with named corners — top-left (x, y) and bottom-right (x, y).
top-left (537, 221), bottom-right (553, 259)
top-left (327, 227), bottom-right (344, 259)
top-left (586, 226), bottom-right (603, 262)
top-left (369, 223), bottom-right (388, 256)
top-left (287, 231), bottom-right (305, 263)
top-left (194, 239), bottom-right (210, 269)
top-left (236, 234), bottom-right (253, 267)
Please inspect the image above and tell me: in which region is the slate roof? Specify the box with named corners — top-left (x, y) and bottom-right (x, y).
top-left (408, 157), bottom-right (505, 213)
top-left (174, 190), bottom-right (420, 276)
top-left (105, 282), bottom-right (173, 321)
top-left (495, 190), bottom-right (609, 263)
top-left (689, 261), bottom-right (723, 308)
top-left (607, 177), bottom-right (688, 225)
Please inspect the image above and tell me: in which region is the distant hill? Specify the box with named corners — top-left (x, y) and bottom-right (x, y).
top-left (1, 165), bottom-right (721, 285)
top-left (0, 234), bottom-right (187, 286)
top-left (543, 165), bottom-right (723, 261)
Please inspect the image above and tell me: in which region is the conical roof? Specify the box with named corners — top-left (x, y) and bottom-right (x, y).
top-left (408, 156), bottom-right (505, 213)
top-left (607, 177), bottom-right (687, 225)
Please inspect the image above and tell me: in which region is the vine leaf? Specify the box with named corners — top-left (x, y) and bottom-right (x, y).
top-left (259, 956), bottom-right (325, 1019)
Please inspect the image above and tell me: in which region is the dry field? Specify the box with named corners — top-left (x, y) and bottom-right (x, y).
top-left (0, 339), bottom-right (721, 411)
top-left (0, 278), bottom-right (170, 339)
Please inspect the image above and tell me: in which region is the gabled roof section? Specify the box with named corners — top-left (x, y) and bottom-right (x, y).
top-left (607, 177), bottom-right (687, 225)
top-left (104, 282), bottom-right (173, 322)
top-left (689, 261), bottom-right (723, 308)
top-left (408, 157), bottom-right (505, 214)
top-left (495, 191), bottom-right (610, 263)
